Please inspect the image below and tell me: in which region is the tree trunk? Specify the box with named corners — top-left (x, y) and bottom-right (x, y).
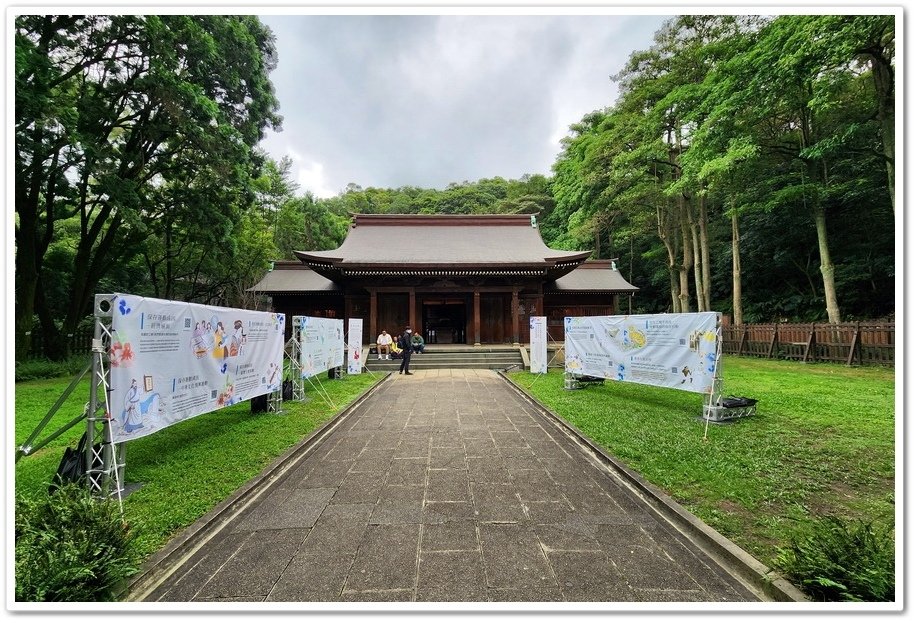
top-left (687, 198), bottom-right (704, 311)
top-left (698, 192), bottom-right (712, 311)
top-left (814, 202), bottom-right (841, 323)
top-left (658, 202), bottom-right (681, 312)
top-left (730, 202), bottom-right (743, 326)
top-left (678, 194), bottom-right (693, 313)
top-left (15, 233), bottom-right (39, 361)
top-left (870, 52), bottom-right (894, 212)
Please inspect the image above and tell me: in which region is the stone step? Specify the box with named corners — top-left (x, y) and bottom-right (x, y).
top-left (364, 348), bottom-right (525, 371)
top-left (364, 362), bottom-right (525, 372)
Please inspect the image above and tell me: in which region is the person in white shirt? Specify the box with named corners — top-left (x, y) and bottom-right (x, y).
top-left (376, 330), bottom-right (393, 359)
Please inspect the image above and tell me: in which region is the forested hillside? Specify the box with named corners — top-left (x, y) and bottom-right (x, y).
top-left (15, 14), bottom-right (894, 361)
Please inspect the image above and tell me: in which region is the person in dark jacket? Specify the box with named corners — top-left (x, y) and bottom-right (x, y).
top-left (398, 327), bottom-right (413, 375)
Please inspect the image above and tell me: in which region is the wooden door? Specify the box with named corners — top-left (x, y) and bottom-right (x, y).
top-left (480, 294), bottom-right (507, 344)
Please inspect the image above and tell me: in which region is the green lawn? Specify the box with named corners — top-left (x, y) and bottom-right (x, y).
top-left (508, 356), bottom-right (896, 567)
top-left (14, 372), bottom-right (380, 559)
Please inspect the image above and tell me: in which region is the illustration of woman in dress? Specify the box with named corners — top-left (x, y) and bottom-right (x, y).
top-left (212, 321), bottom-right (228, 359)
top-left (190, 321), bottom-right (208, 358)
top-left (230, 320), bottom-right (246, 357)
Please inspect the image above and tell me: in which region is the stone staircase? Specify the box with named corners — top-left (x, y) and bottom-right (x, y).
top-left (363, 344), bottom-right (526, 372)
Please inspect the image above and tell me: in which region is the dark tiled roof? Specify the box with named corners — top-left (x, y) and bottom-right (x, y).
top-left (294, 214), bottom-right (591, 268)
top-left (547, 260), bottom-right (639, 292)
top-left (248, 262), bottom-right (339, 293)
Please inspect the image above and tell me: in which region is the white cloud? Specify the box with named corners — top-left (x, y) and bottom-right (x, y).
top-left (258, 14), bottom-right (670, 195)
top-left (284, 147), bottom-right (338, 199)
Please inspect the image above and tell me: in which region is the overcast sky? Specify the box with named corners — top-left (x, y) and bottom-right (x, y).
top-left (256, 13), bottom-right (671, 198)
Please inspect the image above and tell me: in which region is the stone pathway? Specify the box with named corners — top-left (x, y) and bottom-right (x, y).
top-left (140, 369), bottom-right (761, 603)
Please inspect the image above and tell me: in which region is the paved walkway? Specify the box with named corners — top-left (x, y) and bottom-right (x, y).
top-left (136, 370), bottom-right (762, 603)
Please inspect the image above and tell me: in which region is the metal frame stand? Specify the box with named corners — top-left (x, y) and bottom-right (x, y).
top-left (285, 335), bottom-right (306, 401)
top-left (702, 320), bottom-right (726, 439)
top-left (88, 294), bottom-right (125, 503)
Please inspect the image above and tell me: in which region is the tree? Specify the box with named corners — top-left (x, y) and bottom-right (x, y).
top-left (15, 15), bottom-right (281, 359)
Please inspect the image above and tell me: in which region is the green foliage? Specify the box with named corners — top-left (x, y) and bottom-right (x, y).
top-left (773, 516), bottom-right (895, 602)
top-left (15, 484), bottom-right (141, 602)
top-left (15, 357), bottom-right (89, 382)
top-left (548, 14), bottom-right (894, 320)
top-left (15, 15), bottom-right (282, 359)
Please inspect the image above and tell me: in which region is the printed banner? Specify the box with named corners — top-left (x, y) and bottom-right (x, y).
top-left (564, 312), bottom-right (720, 394)
top-left (529, 316), bottom-right (548, 374)
top-left (348, 318), bottom-right (363, 375)
top-left (297, 316), bottom-right (344, 378)
top-left (108, 294), bottom-right (285, 442)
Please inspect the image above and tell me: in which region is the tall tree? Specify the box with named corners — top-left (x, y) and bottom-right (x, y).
top-left (15, 15), bottom-right (281, 359)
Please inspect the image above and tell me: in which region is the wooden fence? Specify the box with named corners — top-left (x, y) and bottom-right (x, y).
top-left (721, 322), bottom-right (894, 366)
top-left (25, 328), bottom-right (95, 359)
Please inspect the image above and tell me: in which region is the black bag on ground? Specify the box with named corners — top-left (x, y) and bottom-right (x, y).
top-left (250, 392), bottom-right (269, 413)
top-left (720, 396), bottom-right (757, 409)
top-left (49, 432), bottom-right (101, 494)
top-left (282, 379), bottom-right (293, 401)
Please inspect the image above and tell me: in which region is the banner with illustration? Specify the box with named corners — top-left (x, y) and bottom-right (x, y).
top-left (347, 318), bottom-right (363, 375)
top-left (297, 316), bottom-right (345, 378)
top-left (564, 312), bottom-right (720, 394)
top-left (108, 294), bottom-right (285, 442)
top-left (529, 316), bottom-right (548, 374)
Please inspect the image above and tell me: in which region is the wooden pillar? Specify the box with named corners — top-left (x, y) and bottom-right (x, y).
top-left (409, 289), bottom-right (416, 333)
top-left (511, 288), bottom-right (520, 346)
top-left (369, 289), bottom-right (377, 343)
top-left (473, 289), bottom-right (481, 346)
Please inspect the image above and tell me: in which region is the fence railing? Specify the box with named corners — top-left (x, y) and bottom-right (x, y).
top-left (25, 328), bottom-right (95, 359)
top-left (722, 322), bottom-right (894, 366)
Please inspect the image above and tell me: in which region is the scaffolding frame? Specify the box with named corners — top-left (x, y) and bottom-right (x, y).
top-left (88, 294), bottom-right (125, 501)
top-left (285, 334), bottom-right (306, 402)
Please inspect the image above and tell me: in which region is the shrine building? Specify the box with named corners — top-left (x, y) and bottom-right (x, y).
top-left (250, 213), bottom-right (638, 345)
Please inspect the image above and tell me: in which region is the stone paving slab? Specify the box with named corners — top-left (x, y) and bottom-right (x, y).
top-left (139, 369), bottom-right (771, 604)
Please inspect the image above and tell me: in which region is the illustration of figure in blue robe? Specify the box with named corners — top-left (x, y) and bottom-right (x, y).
top-left (121, 377), bottom-right (163, 434)
top-left (123, 378), bottom-right (141, 432)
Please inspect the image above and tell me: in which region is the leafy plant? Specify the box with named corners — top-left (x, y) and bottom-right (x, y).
top-left (773, 515), bottom-right (895, 602)
top-left (15, 484), bottom-right (141, 602)
top-left (15, 357), bottom-right (90, 382)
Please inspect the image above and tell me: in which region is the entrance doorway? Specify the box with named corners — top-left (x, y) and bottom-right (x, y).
top-left (423, 299), bottom-right (467, 344)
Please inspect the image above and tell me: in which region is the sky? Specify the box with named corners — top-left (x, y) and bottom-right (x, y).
top-left (256, 12), bottom-right (671, 198)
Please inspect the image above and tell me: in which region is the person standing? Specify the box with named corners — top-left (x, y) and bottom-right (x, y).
top-left (398, 327), bottom-right (413, 375)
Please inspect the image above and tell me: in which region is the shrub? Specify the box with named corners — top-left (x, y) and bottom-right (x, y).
top-left (774, 515), bottom-right (895, 602)
top-left (15, 356), bottom-right (90, 382)
top-left (15, 484), bottom-right (141, 602)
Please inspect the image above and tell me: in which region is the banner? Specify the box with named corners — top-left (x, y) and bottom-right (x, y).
top-left (347, 318), bottom-right (364, 375)
top-left (529, 316), bottom-right (547, 374)
top-left (297, 316), bottom-right (344, 378)
top-left (564, 312), bottom-right (720, 394)
top-left (108, 294), bottom-right (285, 442)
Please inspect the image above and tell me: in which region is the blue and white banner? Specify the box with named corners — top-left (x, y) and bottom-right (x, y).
top-left (298, 316), bottom-right (345, 378)
top-left (108, 294), bottom-right (285, 442)
top-left (347, 318), bottom-right (363, 375)
top-left (529, 316), bottom-right (548, 374)
top-left (564, 312), bottom-right (720, 394)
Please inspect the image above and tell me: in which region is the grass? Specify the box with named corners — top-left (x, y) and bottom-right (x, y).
top-left (507, 356), bottom-right (895, 568)
top-left (14, 372), bottom-right (380, 560)
top-left (14, 356), bottom-right (895, 597)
